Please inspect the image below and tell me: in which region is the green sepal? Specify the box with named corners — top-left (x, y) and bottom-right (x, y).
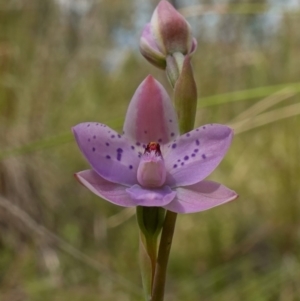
top-left (136, 206), bottom-right (165, 238)
top-left (174, 55), bottom-right (197, 133)
top-left (137, 206), bottom-right (166, 300)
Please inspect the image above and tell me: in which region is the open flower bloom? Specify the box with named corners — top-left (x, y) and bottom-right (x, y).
top-left (73, 76), bottom-right (238, 213)
top-left (140, 0), bottom-right (197, 69)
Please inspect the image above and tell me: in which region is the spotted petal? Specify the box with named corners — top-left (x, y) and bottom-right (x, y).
top-left (73, 122), bottom-right (140, 186)
top-left (164, 180), bottom-right (238, 213)
top-left (164, 124), bottom-right (233, 187)
top-left (75, 170), bottom-right (136, 207)
top-left (126, 184), bottom-right (176, 207)
top-left (123, 75), bottom-right (179, 145)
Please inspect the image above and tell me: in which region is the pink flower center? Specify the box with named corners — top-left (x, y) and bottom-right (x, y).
top-left (137, 142), bottom-right (167, 188)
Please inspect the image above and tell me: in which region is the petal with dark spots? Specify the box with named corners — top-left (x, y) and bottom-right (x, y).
top-left (164, 124), bottom-right (233, 187)
top-left (73, 122), bottom-right (139, 186)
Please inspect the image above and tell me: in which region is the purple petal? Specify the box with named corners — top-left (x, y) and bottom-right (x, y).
top-left (73, 122), bottom-right (139, 186)
top-left (75, 170), bottom-right (136, 207)
top-left (163, 180), bottom-right (238, 213)
top-left (126, 184), bottom-right (176, 207)
top-left (164, 124), bottom-right (233, 187)
top-left (123, 75), bottom-right (179, 145)
top-left (140, 23), bottom-right (166, 69)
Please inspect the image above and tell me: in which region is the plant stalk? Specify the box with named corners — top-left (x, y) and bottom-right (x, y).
top-left (151, 210), bottom-right (177, 301)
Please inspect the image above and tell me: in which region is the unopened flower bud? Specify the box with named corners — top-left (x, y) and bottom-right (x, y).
top-left (140, 0), bottom-right (197, 69)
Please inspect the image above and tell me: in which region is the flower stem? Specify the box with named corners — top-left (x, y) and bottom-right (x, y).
top-left (139, 232), bottom-right (156, 301)
top-left (151, 210), bottom-right (177, 301)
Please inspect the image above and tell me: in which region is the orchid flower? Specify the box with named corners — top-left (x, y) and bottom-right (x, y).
top-left (73, 76), bottom-right (237, 213)
top-left (140, 0), bottom-right (197, 69)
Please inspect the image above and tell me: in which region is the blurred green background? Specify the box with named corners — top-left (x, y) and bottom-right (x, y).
top-left (0, 0), bottom-right (300, 300)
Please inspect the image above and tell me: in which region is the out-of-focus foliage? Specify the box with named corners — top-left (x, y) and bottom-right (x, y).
top-left (0, 0), bottom-right (299, 300)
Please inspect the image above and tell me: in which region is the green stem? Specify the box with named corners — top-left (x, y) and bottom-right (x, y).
top-left (151, 210), bottom-right (177, 301)
top-left (141, 232), bottom-right (158, 288)
top-left (139, 232), bottom-right (156, 301)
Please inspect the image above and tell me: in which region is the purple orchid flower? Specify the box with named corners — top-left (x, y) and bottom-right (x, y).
top-left (140, 0), bottom-right (197, 69)
top-left (73, 76), bottom-right (238, 213)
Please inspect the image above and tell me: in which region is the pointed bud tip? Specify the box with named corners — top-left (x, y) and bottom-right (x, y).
top-left (156, 0), bottom-right (178, 14)
top-left (157, 0), bottom-right (173, 9)
top-left (141, 75), bottom-right (162, 92)
top-left (144, 74), bottom-right (155, 82)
